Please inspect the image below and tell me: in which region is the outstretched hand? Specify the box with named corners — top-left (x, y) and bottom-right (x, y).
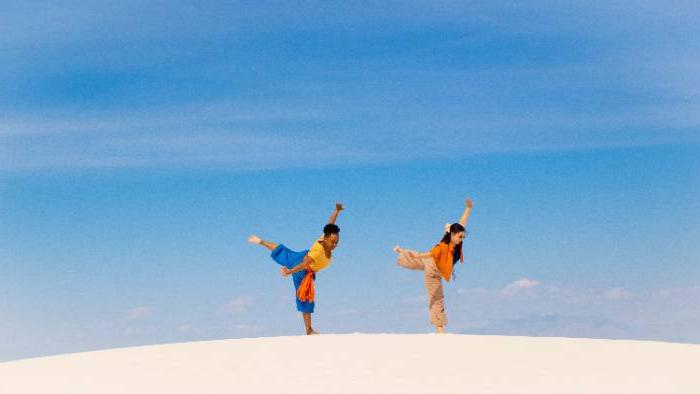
top-left (280, 267), bottom-right (292, 277)
top-left (328, 202), bottom-right (344, 225)
top-left (248, 235), bottom-right (262, 244)
top-left (466, 198), bottom-right (473, 209)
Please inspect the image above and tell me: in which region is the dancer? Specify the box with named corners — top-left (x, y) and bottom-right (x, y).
top-left (248, 203), bottom-right (344, 335)
top-left (394, 198), bottom-right (473, 333)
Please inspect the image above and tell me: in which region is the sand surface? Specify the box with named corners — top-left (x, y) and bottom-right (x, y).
top-left (1, 334), bottom-right (698, 393)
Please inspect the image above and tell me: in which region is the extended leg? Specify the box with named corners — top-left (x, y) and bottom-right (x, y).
top-left (248, 235), bottom-right (278, 251)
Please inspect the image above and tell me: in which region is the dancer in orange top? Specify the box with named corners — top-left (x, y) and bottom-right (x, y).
top-left (394, 198), bottom-right (473, 333)
top-left (248, 203), bottom-right (343, 335)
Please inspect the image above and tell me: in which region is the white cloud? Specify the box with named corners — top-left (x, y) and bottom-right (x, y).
top-left (605, 287), bottom-right (635, 301)
top-left (457, 288), bottom-right (489, 296)
top-left (233, 324), bottom-right (261, 331)
top-left (500, 278), bottom-right (541, 297)
top-left (654, 285), bottom-right (700, 299)
top-left (1, 1), bottom-right (698, 174)
top-left (462, 313), bottom-right (632, 339)
top-left (220, 296), bottom-right (254, 314)
top-left (334, 308), bottom-right (360, 316)
top-left (456, 280), bottom-right (645, 305)
top-left (122, 325), bottom-right (157, 337)
top-left (402, 295), bottom-right (426, 306)
top-left (124, 306), bottom-right (150, 321)
top-left (1, 99), bottom-right (697, 172)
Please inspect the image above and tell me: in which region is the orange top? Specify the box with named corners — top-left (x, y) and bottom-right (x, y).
top-left (430, 243), bottom-right (462, 281)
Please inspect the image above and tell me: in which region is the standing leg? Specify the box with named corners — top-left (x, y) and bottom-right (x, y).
top-left (295, 272), bottom-right (318, 335)
top-left (262, 241), bottom-right (318, 335)
top-left (248, 235), bottom-right (278, 251)
top-left (424, 260), bottom-right (447, 333)
top-left (302, 313), bottom-right (318, 335)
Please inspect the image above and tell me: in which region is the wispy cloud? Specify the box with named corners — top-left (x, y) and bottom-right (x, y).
top-left (124, 306), bottom-right (150, 321)
top-left (219, 296), bottom-right (254, 315)
top-left (605, 287), bottom-right (635, 301)
top-left (1, 103), bottom-right (696, 172)
top-left (457, 288), bottom-right (489, 297)
top-left (460, 280), bottom-right (639, 304)
top-left (462, 313), bottom-right (632, 340)
top-left (500, 278), bottom-right (541, 297)
top-left (1, 2), bottom-right (698, 172)
top-left (232, 323), bottom-right (261, 332)
top-left (452, 280), bottom-right (700, 343)
top-left (403, 295), bottom-right (426, 305)
top-left (654, 285), bottom-right (700, 299)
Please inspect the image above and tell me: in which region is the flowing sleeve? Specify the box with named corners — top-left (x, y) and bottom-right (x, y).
top-left (430, 244), bottom-right (442, 264)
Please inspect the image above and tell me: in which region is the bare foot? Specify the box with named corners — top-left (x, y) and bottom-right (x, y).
top-left (247, 235), bottom-right (262, 244)
top-left (306, 329), bottom-right (319, 335)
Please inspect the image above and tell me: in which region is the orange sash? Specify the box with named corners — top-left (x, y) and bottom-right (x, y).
top-left (296, 269), bottom-right (316, 303)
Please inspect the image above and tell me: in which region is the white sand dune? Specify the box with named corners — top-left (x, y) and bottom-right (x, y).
top-left (1, 334), bottom-right (698, 393)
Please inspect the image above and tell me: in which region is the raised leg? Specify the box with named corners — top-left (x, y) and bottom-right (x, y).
top-left (248, 235), bottom-right (278, 251)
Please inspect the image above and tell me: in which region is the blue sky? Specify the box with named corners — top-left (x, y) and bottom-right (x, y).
top-left (1, 1), bottom-right (699, 361)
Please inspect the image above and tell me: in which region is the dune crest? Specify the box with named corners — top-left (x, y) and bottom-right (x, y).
top-left (1, 333), bottom-right (698, 393)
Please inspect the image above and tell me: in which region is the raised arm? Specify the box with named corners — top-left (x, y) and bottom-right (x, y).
top-left (328, 202), bottom-right (344, 224)
top-left (459, 198), bottom-right (473, 227)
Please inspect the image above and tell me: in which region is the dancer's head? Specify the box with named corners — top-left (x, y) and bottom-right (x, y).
top-left (441, 223), bottom-right (466, 245)
top-left (441, 222), bottom-right (465, 261)
top-left (322, 223), bottom-right (340, 250)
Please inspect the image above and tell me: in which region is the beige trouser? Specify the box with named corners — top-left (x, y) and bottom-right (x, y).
top-left (424, 259), bottom-right (447, 327)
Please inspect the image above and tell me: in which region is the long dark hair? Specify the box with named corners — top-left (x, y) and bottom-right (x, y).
top-left (440, 223), bottom-right (466, 263)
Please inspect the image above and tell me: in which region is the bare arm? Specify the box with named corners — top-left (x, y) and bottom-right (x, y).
top-left (281, 256), bottom-right (313, 276)
top-left (328, 202), bottom-right (345, 224)
top-left (459, 198), bottom-right (473, 227)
